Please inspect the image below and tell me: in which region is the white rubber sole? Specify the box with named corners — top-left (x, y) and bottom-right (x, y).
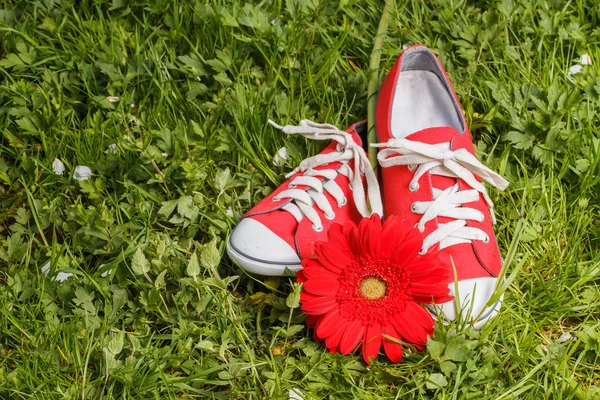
top-left (226, 238), bottom-right (302, 276)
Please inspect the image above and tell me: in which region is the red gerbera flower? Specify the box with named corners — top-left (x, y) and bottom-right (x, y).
top-left (297, 214), bottom-right (452, 364)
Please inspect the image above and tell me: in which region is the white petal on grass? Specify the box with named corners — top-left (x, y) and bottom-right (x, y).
top-left (557, 332), bottom-right (577, 343)
top-left (99, 264), bottom-right (113, 278)
top-left (226, 206), bottom-right (234, 217)
top-left (273, 147), bottom-right (289, 166)
top-left (73, 166), bottom-right (92, 181)
top-left (106, 96), bottom-right (120, 103)
top-left (106, 144), bottom-right (118, 155)
top-left (52, 158), bottom-right (65, 175)
top-left (580, 54), bottom-right (592, 65)
top-left (567, 64), bottom-right (583, 83)
top-left (41, 261), bottom-right (73, 283)
top-left (289, 388), bottom-right (305, 400)
top-left (41, 261), bottom-right (51, 275)
top-left (55, 272), bottom-right (73, 282)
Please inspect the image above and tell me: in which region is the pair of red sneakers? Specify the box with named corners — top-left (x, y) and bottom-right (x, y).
top-left (227, 46), bottom-right (508, 328)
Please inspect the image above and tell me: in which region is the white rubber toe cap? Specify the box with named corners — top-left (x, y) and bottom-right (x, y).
top-left (430, 277), bottom-right (502, 329)
top-left (227, 218), bottom-right (301, 276)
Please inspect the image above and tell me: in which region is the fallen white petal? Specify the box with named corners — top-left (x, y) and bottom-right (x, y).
top-left (41, 261), bottom-right (73, 283)
top-left (52, 158), bottom-right (65, 175)
top-left (289, 388), bottom-right (305, 400)
top-left (273, 147), bottom-right (289, 166)
top-left (567, 64), bottom-right (583, 83)
top-left (557, 332), bottom-right (577, 343)
top-left (55, 272), bottom-right (73, 282)
top-left (73, 166), bottom-right (93, 181)
top-left (106, 96), bottom-right (120, 103)
top-left (226, 207), bottom-right (234, 217)
top-left (580, 54), bottom-right (592, 65)
top-left (99, 264), bottom-right (113, 278)
top-left (106, 144), bottom-right (117, 155)
top-left (41, 261), bottom-right (51, 275)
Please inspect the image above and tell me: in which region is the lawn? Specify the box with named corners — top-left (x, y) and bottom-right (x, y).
top-left (1, 0), bottom-right (599, 398)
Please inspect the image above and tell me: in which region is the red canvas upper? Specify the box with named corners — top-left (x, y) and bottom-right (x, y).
top-left (376, 45), bottom-right (504, 281)
top-left (241, 122), bottom-right (366, 260)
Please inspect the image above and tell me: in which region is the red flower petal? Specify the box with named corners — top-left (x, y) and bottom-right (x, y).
top-left (328, 344), bottom-right (339, 354)
top-left (303, 263), bottom-right (339, 281)
top-left (380, 216), bottom-right (410, 255)
top-left (392, 313), bottom-right (426, 345)
top-left (314, 243), bottom-right (351, 274)
top-left (361, 323), bottom-right (382, 364)
top-left (339, 319), bottom-right (366, 355)
top-left (325, 322), bottom-right (346, 350)
top-left (315, 307), bottom-right (345, 339)
top-left (404, 302), bottom-right (435, 329)
top-left (392, 303), bottom-right (435, 345)
top-left (327, 223), bottom-right (350, 251)
top-left (301, 295), bottom-right (337, 315)
top-left (345, 224), bottom-right (363, 257)
top-left (359, 214), bottom-right (381, 256)
top-left (303, 278), bottom-right (340, 296)
top-left (305, 314), bottom-right (319, 328)
top-left (382, 324), bottom-right (403, 363)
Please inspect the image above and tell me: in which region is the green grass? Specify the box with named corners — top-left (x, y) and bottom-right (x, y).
top-left (1, 0), bottom-right (599, 398)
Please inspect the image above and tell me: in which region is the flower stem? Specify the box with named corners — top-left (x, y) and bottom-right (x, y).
top-left (367, 0), bottom-right (395, 167)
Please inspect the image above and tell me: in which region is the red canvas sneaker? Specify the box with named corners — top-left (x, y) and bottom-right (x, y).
top-left (227, 120), bottom-right (382, 276)
top-left (374, 45), bottom-right (509, 328)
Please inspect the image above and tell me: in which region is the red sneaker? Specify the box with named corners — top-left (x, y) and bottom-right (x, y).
top-left (374, 45), bottom-right (509, 327)
top-left (227, 120), bottom-right (382, 276)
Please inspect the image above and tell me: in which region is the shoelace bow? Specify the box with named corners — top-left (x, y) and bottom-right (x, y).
top-left (373, 138), bottom-right (509, 253)
top-left (269, 119), bottom-right (382, 231)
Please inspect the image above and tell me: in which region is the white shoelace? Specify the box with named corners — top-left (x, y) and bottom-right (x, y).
top-left (373, 138), bottom-right (509, 253)
top-left (268, 119), bottom-right (382, 231)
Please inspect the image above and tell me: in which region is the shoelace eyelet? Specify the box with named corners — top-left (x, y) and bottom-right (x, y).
top-left (483, 234), bottom-right (490, 243)
top-left (272, 196), bottom-right (281, 202)
top-left (337, 197), bottom-right (347, 207)
top-left (409, 183), bottom-right (419, 192)
top-left (410, 203), bottom-right (417, 213)
top-left (288, 183), bottom-right (297, 189)
top-left (414, 223), bottom-right (425, 233)
top-left (313, 225), bottom-right (324, 232)
top-left (408, 164), bottom-right (417, 171)
top-left (418, 249), bottom-right (427, 255)
top-left (478, 213), bottom-right (485, 223)
top-left (324, 212), bottom-right (335, 220)
top-left (348, 184), bottom-right (354, 192)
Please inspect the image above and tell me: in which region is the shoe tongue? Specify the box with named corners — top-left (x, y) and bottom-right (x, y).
top-left (404, 126), bottom-right (461, 146)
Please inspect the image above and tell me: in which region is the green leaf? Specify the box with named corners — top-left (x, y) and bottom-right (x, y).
top-left (195, 340), bottom-right (215, 352)
top-left (440, 361), bottom-right (457, 377)
top-left (444, 343), bottom-right (469, 362)
top-left (504, 131), bottom-right (534, 150)
top-left (186, 252), bottom-right (201, 277)
top-left (131, 248), bottom-right (150, 275)
top-left (286, 324), bottom-right (305, 337)
top-left (158, 199), bottom-right (178, 217)
top-left (155, 270), bottom-right (168, 289)
top-left (425, 373), bottom-right (448, 390)
top-left (107, 332), bottom-right (124, 355)
top-left (200, 239), bottom-right (221, 270)
top-left (177, 196), bottom-right (199, 220)
top-left (286, 283), bottom-right (302, 309)
top-left (427, 338), bottom-right (445, 360)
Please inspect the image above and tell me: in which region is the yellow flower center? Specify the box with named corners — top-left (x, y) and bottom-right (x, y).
top-left (359, 277), bottom-right (387, 300)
